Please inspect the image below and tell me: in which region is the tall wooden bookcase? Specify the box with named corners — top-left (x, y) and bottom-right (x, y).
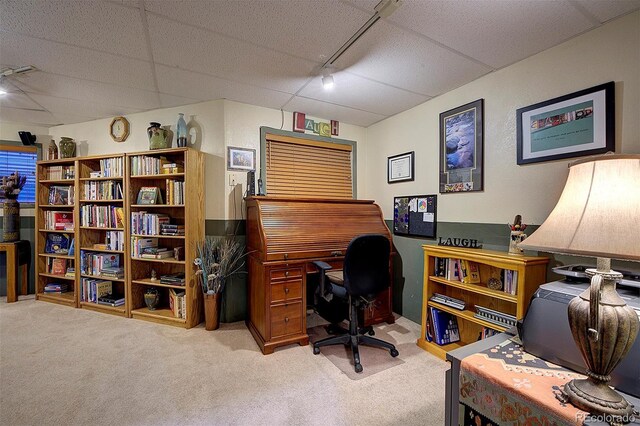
top-left (35, 158), bottom-right (78, 307)
top-left (417, 245), bottom-right (549, 360)
top-left (35, 148), bottom-right (204, 329)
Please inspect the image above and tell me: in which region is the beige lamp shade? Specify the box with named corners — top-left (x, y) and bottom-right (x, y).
top-left (519, 154), bottom-right (640, 261)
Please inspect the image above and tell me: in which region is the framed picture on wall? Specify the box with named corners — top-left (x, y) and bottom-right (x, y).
top-left (387, 151), bottom-right (414, 183)
top-left (439, 99), bottom-right (484, 193)
top-left (227, 146), bottom-right (256, 171)
top-left (516, 81), bottom-right (615, 165)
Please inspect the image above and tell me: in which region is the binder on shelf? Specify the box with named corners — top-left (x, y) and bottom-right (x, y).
top-left (430, 307), bottom-right (460, 345)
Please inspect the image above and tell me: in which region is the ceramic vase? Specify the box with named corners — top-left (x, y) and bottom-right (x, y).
top-left (144, 287), bottom-right (160, 310)
top-left (2, 199), bottom-right (20, 242)
top-left (48, 140), bottom-right (58, 160)
top-left (59, 137), bottom-right (76, 158)
top-left (176, 113), bottom-right (187, 147)
top-left (508, 231), bottom-right (526, 254)
top-left (147, 122), bottom-right (170, 150)
top-left (204, 292), bottom-right (221, 330)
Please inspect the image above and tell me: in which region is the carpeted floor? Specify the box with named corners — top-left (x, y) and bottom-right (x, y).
top-left (0, 297), bottom-right (448, 425)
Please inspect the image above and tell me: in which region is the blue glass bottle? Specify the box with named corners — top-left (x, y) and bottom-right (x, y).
top-left (176, 113), bottom-right (187, 147)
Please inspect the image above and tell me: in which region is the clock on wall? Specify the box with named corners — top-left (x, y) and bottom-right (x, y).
top-left (109, 116), bottom-right (130, 142)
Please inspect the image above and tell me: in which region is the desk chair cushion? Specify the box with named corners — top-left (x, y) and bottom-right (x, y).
top-left (325, 269), bottom-right (344, 286)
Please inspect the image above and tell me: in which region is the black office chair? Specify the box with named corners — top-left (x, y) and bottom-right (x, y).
top-left (312, 234), bottom-right (398, 373)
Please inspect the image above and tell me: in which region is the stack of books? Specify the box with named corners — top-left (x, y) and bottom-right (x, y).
top-left (44, 283), bottom-right (68, 293)
top-left (131, 212), bottom-right (170, 235)
top-left (160, 273), bottom-right (185, 285)
top-left (80, 252), bottom-right (120, 276)
top-left (160, 224), bottom-right (184, 236)
top-left (140, 247), bottom-right (173, 259)
top-left (162, 162), bottom-right (184, 174)
top-left (429, 293), bottom-right (465, 310)
top-left (81, 278), bottom-right (112, 302)
top-left (131, 237), bottom-right (158, 257)
top-left (97, 293), bottom-right (125, 307)
top-left (100, 267), bottom-right (125, 279)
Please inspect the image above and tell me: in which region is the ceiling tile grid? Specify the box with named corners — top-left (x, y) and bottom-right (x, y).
top-left (285, 96), bottom-right (387, 127)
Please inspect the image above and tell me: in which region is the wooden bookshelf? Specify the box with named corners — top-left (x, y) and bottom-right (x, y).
top-left (35, 148), bottom-right (204, 328)
top-left (35, 158), bottom-right (78, 307)
top-left (417, 245), bottom-right (549, 360)
top-left (127, 148), bottom-right (204, 328)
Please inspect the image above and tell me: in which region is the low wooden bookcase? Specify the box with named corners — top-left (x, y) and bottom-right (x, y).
top-left (417, 245), bottom-right (549, 360)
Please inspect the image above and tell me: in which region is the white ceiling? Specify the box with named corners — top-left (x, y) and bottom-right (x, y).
top-left (1, 0), bottom-right (638, 128)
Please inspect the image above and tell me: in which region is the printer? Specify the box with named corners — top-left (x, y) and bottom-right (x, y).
top-left (519, 265), bottom-right (640, 399)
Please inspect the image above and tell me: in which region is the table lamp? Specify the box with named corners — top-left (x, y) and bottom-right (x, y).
top-left (518, 153), bottom-right (640, 423)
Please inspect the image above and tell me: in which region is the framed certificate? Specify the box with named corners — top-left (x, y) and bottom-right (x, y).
top-left (387, 151), bottom-right (414, 183)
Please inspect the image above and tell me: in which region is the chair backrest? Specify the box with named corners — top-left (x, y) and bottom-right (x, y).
top-left (343, 234), bottom-right (390, 298)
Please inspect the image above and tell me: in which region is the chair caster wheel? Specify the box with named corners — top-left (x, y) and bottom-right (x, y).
top-left (313, 346), bottom-right (321, 355)
top-left (390, 348), bottom-right (399, 357)
top-left (368, 329), bottom-right (375, 336)
top-left (355, 363), bottom-right (363, 373)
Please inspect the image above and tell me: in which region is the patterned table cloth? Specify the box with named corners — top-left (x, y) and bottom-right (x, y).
top-left (459, 338), bottom-right (589, 426)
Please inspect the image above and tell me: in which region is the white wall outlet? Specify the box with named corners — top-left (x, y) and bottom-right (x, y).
top-left (229, 174), bottom-right (236, 187)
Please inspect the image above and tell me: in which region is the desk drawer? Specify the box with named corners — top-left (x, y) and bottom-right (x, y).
top-left (271, 279), bottom-right (302, 303)
top-left (270, 302), bottom-right (303, 338)
top-left (271, 267), bottom-right (303, 281)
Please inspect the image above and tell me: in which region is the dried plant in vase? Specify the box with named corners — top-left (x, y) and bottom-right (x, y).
top-left (1, 171), bottom-right (28, 242)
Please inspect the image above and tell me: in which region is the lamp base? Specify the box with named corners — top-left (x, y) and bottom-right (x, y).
top-left (564, 378), bottom-right (634, 423)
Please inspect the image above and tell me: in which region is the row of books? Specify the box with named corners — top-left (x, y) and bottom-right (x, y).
top-left (130, 155), bottom-right (181, 176)
top-left (102, 230), bottom-right (125, 251)
top-left (46, 165), bottom-right (74, 180)
top-left (131, 237), bottom-right (158, 258)
top-left (474, 305), bottom-right (517, 328)
top-left (479, 327), bottom-right (500, 340)
top-left (82, 180), bottom-right (123, 201)
top-left (48, 185), bottom-right (74, 205)
top-left (425, 307), bottom-right (460, 346)
top-left (169, 288), bottom-right (186, 319)
top-left (80, 252), bottom-right (122, 277)
top-left (130, 212), bottom-right (170, 235)
top-left (80, 204), bottom-right (124, 228)
top-left (43, 211), bottom-right (73, 231)
top-left (161, 224), bottom-right (184, 236)
top-left (434, 257), bottom-right (481, 284)
top-left (166, 179), bottom-right (185, 205)
top-left (502, 269), bottom-right (519, 295)
top-left (98, 157), bottom-right (123, 177)
top-left (81, 278), bottom-right (113, 303)
top-left (429, 293), bottom-right (465, 310)
top-left (44, 283), bottom-right (69, 293)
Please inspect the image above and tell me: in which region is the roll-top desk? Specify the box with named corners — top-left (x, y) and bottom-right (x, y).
top-left (246, 196), bottom-right (395, 354)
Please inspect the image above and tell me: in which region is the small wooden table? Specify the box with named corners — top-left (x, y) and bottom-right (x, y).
top-left (1, 241), bottom-right (30, 303)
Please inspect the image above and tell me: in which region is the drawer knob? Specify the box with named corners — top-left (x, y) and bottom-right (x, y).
top-left (284, 288), bottom-right (289, 294)
top-left (285, 271), bottom-right (289, 277)
top-left (284, 254), bottom-right (288, 260)
top-left (284, 317), bottom-right (289, 322)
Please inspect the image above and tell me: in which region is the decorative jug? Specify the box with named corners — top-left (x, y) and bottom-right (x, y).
top-left (147, 122), bottom-right (170, 150)
top-left (59, 137), bottom-right (76, 158)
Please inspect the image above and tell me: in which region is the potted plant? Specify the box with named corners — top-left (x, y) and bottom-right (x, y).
top-left (1, 171), bottom-right (27, 242)
top-left (195, 236), bottom-right (248, 330)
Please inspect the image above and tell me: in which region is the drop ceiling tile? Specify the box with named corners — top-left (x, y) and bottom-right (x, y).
top-left (0, 107), bottom-right (64, 126)
top-left (144, 0), bottom-right (371, 62)
top-left (0, 92), bottom-right (43, 111)
top-left (155, 65), bottom-right (293, 110)
top-left (1, 0), bottom-right (148, 59)
top-left (158, 93), bottom-right (202, 109)
top-left (12, 72), bottom-right (167, 111)
top-left (147, 14), bottom-right (315, 93)
top-left (29, 94), bottom-right (144, 120)
top-left (0, 33), bottom-right (156, 91)
top-left (574, 0), bottom-right (640, 23)
top-left (334, 21), bottom-right (491, 96)
top-left (284, 96), bottom-right (386, 127)
top-left (385, 0), bottom-right (597, 69)
top-left (298, 71), bottom-right (429, 116)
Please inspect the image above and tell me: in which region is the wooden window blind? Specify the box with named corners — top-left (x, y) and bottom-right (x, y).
top-left (0, 144), bottom-right (38, 204)
top-left (265, 133), bottom-right (353, 199)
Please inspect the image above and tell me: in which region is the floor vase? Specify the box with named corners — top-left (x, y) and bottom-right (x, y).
top-left (204, 293), bottom-right (221, 330)
top-left (3, 199), bottom-right (20, 242)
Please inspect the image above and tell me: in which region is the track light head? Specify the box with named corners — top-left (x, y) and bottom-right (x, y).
top-left (322, 74), bottom-right (335, 90)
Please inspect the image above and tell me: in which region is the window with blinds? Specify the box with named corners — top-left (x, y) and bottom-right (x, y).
top-left (0, 145), bottom-right (38, 204)
top-left (264, 133), bottom-right (353, 199)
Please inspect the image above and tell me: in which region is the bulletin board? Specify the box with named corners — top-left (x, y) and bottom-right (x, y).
top-left (393, 194), bottom-right (437, 238)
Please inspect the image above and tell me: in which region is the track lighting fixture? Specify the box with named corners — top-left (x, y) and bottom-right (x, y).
top-left (322, 69), bottom-right (335, 90)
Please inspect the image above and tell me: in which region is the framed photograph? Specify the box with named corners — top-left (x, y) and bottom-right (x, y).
top-left (516, 81), bottom-right (614, 165)
top-left (227, 146), bottom-right (256, 171)
top-left (439, 99), bottom-right (484, 193)
top-left (387, 151), bottom-right (414, 183)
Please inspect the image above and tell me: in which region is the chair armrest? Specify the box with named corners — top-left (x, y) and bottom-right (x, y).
top-left (312, 261), bottom-right (333, 296)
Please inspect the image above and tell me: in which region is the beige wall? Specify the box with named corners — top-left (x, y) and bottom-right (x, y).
top-left (48, 99), bottom-right (367, 220)
top-left (363, 11), bottom-right (640, 225)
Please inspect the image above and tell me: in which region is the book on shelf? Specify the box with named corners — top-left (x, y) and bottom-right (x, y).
top-left (130, 155), bottom-right (170, 176)
top-left (43, 211), bottom-right (74, 230)
top-left (478, 327), bottom-right (500, 340)
top-left (430, 293), bottom-right (465, 310)
top-left (44, 283), bottom-right (69, 293)
top-left (45, 233), bottom-right (71, 254)
top-left (99, 157), bottom-right (123, 177)
top-left (459, 260), bottom-right (481, 284)
top-left (474, 305), bottom-right (517, 328)
top-left (49, 185), bottom-right (74, 205)
top-left (83, 180), bottom-right (123, 201)
top-left (50, 258), bottom-right (67, 275)
top-left (140, 251), bottom-right (173, 259)
top-left (130, 212), bottom-right (170, 235)
top-left (131, 237), bottom-right (159, 257)
top-left (160, 272), bottom-right (185, 285)
top-left (46, 165), bottom-right (75, 180)
top-left (502, 269), bottom-right (518, 295)
top-left (68, 238), bottom-right (75, 256)
top-left (429, 307), bottom-right (460, 346)
top-left (97, 293), bottom-right (125, 307)
top-left (81, 204), bottom-right (124, 228)
top-left (80, 252), bottom-right (121, 276)
top-left (65, 267), bottom-right (75, 278)
top-left (446, 259), bottom-right (460, 281)
top-left (136, 187), bottom-right (164, 205)
top-left (98, 267), bottom-right (125, 279)
top-left (81, 278), bottom-right (113, 303)
top-left (169, 288), bottom-right (186, 318)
